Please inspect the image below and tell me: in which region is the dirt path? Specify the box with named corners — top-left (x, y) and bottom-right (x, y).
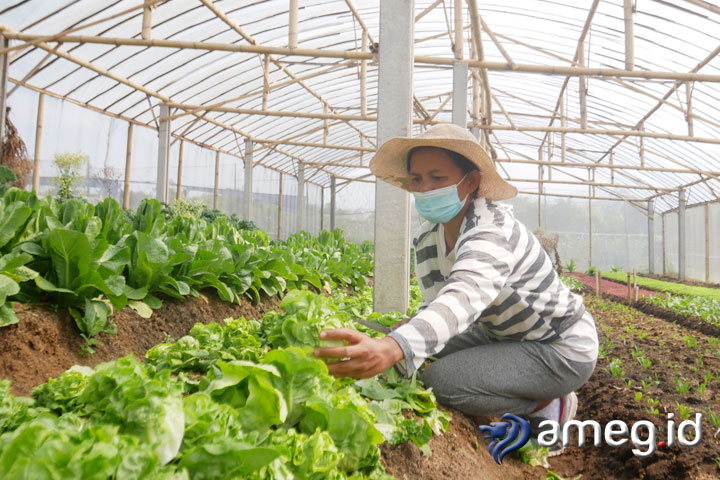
top-left (566, 272), bottom-right (661, 299)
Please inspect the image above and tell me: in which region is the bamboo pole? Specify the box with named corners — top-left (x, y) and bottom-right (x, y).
top-left (623, 0), bottom-right (635, 71)
top-left (561, 95), bottom-right (566, 163)
top-left (454, 0), bottom-right (463, 60)
top-left (627, 272), bottom-right (632, 302)
top-left (123, 123), bottom-right (133, 209)
top-left (176, 140), bottom-right (183, 200)
top-left (142, 0), bottom-right (153, 40)
top-left (686, 81), bottom-right (694, 136)
top-left (262, 54), bottom-right (270, 111)
top-left (6, 31), bottom-right (720, 82)
top-left (32, 92), bottom-right (44, 193)
top-left (538, 165), bottom-right (543, 227)
top-left (595, 270), bottom-right (601, 296)
top-left (214, 150), bottom-right (220, 210)
top-left (579, 41), bottom-right (588, 130)
top-left (416, 0), bottom-right (444, 21)
top-left (289, 0), bottom-right (298, 49)
top-left (509, 178), bottom-right (674, 191)
top-left (323, 103), bottom-right (328, 144)
top-left (589, 185), bottom-right (593, 268)
top-left (361, 30), bottom-right (367, 117)
top-left (633, 268), bottom-right (638, 303)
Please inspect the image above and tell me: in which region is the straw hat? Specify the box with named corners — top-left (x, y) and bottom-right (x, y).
top-left (370, 123), bottom-right (517, 201)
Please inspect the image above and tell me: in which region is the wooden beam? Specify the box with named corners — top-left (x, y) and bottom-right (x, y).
top-left (509, 178), bottom-right (675, 191)
top-left (361, 30), bottom-right (367, 117)
top-left (32, 92), bottom-right (44, 193)
top-left (416, 0), bottom-right (444, 22)
top-left (499, 158), bottom-right (720, 177)
top-left (686, 81), bottom-right (694, 136)
top-left (454, 0), bottom-right (463, 60)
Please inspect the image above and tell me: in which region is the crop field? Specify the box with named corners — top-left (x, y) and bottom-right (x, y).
top-left (1, 190), bottom-right (719, 479)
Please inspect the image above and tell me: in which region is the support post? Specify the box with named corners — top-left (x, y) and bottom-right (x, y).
top-left (123, 123), bottom-right (133, 209)
top-left (594, 270), bottom-right (601, 296)
top-left (374, 0), bottom-right (413, 313)
top-left (662, 214), bottom-right (667, 276)
top-left (176, 140), bottom-right (183, 199)
top-left (289, 0), bottom-right (299, 49)
top-left (678, 190), bottom-right (686, 281)
top-left (142, 0), bottom-right (153, 40)
top-left (538, 165), bottom-right (543, 227)
top-left (277, 173), bottom-right (283, 240)
top-left (648, 199), bottom-right (655, 274)
top-left (320, 186), bottom-right (325, 231)
top-left (589, 187), bottom-right (593, 269)
top-left (33, 92), bottom-right (44, 193)
top-left (454, 0), bottom-right (463, 60)
top-left (627, 272), bottom-right (632, 302)
top-left (452, 60), bottom-right (468, 127)
top-left (623, 0), bottom-right (635, 70)
top-left (156, 104), bottom-right (170, 203)
top-left (243, 139), bottom-right (254, 220)
top-left (330, 175), bottom-right (336, 230)
top-left (361, 30), bottom-right (368, 117)
top-left (686, 81), bottom-right (694, 137)
top-left (296, 162), bottom-right (305, 233)
top-left (579, 41), bottom-right (587, 130)
top-left (560, 96), bottom-right (566, 162)
top-left (0, 36), bottom-right (8, 162)
top-left (213, 150), bottom-right (220, 209)
top-left (705, 203), bottom-right (710, 283)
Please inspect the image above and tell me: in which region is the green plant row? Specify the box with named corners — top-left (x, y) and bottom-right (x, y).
top-left (0, 289), bottom-right (450, 479)
top-left (644, 294), bottom-right (720, 327)
top-left (0, 189), bottom-right (373, 350)
top-left (600, 271), bottom-right (720, 300)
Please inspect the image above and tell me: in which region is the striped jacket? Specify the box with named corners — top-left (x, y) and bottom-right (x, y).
top-left (389, 197), bottom-right (597, 376)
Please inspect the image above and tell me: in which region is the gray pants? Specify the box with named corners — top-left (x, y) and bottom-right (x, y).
top-left (419, 324), bottom-right (596, 417)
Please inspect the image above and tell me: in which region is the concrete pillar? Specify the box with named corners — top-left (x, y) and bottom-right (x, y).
top-left (330, 175), bottom-right (336, 231)
top-left (156, 104), bottom-right (170, 203)
top-left (452, 60), bottom-right (468, 127)
top-left (243, 139), bottom-right (253, 220)
top-left (648, 199), bottom-right (655, 274)
top-left (296, 162), bottom-right (305, 233)
top-left (678, 190), bottom-right (686, 280)
top-left (374, 0), bottom-right (414, 313)
top-left (0, 36), bottom-right (8, 162)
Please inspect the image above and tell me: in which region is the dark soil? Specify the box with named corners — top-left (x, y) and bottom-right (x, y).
top-left (2, 284), bottom-right (720, 479)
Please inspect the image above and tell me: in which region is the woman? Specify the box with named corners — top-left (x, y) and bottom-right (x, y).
top-left (315, 123), bottom-right (598, 455)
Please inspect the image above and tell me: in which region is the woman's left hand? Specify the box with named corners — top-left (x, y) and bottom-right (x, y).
top-left (314, 328), bottom-right (404, 379)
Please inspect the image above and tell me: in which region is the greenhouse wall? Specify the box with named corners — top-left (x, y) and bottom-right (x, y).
top-left (663, 202), bottom-right (720, 284)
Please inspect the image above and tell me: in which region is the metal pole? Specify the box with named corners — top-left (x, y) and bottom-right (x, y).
top-left (243, 138), bottom-right (254, 220)
top-left (678, 189), bottom-right (686, 280)
top-left (648, 199), bottom-right (655, 274)
top-left (32, 92), bottom-right (44, 193)
top-left (156, 103), bottom-right (170, 203)
top-left (452, 60), bottom-right (468, 127)
top-left (374, 0), bottom-right (413, 313)
top-left (123, 123), bottom-right (133, 209)
top-left (330, 175), bottom-right (336, 231)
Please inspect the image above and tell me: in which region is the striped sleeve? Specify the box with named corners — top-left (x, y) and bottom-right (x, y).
top-left (389, 225), bottom-right (513, 376)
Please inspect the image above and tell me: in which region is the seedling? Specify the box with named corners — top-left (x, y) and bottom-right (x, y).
top-left (698, 381), bottom-right (707, 399)
top-left (676, 403), bottom-right (692, 421)
top-left (646, 397), bottom-right (660, 416)
top-left (606, 358), bottom-right (625, 379)
top-left (674, 377), bottom-right (692, 395)
top-left (635, 391), bottom-right (643, 402)
top-left (683, 335), bottom-right (698, 349)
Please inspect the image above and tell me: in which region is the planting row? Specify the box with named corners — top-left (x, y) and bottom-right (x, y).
top-left (0, 188), bottom-right (372, 349)
top-left (0, 287), bottom-right (449, 479)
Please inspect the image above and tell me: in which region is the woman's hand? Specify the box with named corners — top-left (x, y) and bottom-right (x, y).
top-left (314, 328), bottom-right (404, 379)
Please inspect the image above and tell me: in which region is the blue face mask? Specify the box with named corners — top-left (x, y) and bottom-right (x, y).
top-left (412, 173), bottom-right (470, 224)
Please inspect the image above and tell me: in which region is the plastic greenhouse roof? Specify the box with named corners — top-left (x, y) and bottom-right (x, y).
top-left (1, 0), bottom-right (720, 213)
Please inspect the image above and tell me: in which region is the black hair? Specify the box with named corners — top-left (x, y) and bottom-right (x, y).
top-left (406, 146), bottom-right (479, 174)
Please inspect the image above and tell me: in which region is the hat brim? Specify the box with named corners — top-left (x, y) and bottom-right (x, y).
top-left (369, 135), bottom-right (517, 201)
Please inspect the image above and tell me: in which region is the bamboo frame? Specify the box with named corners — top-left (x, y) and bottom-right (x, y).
top-left (6, 32), bottom-right (720, 82)
top-left (176, 140), bottom-right (183, 200)
top-left (213, 150), bottom-right (220, 209)
top-left (623, 0), bottom-right (634, 71)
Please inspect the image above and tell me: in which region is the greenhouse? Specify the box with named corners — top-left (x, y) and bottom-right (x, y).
top-left (0, 1), bottom-right (719, 479)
